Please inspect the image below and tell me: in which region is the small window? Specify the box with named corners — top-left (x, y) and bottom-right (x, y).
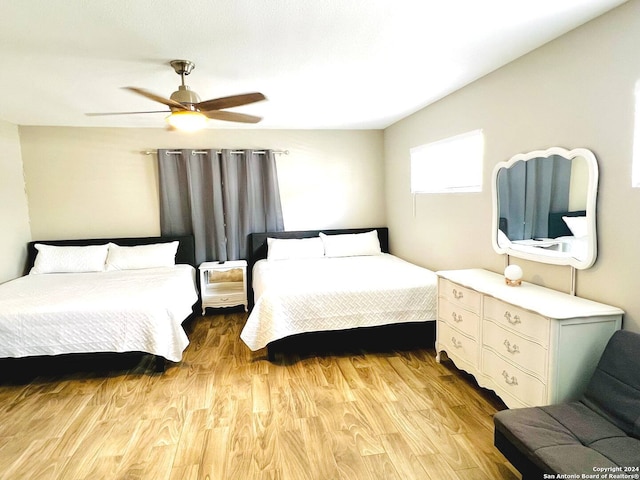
top-left (410, 129), bottom-right (484, 193)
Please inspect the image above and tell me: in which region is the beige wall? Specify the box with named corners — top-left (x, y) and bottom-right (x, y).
top-left (0, 120), bottom-right (31, 283)
top-left (384, 0), bottom-right (640, 332)
top-left (19, 127), bottom-right (385, 240)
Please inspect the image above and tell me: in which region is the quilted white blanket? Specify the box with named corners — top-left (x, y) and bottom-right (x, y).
top-left (240, 254), bottom-right (438, 351)
top-left (0, 265), bottom-right (198, 362)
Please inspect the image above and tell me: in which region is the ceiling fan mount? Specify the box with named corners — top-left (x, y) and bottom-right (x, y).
top-left (169, 59), bottom-right (195, 77)
top-left (86, 59), bottom-right (266, 128)
top-left (169, 61), bottom-right (199, 107)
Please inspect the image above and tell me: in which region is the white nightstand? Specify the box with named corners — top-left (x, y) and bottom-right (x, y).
top-left (198, 260), bottom-right (248, 314)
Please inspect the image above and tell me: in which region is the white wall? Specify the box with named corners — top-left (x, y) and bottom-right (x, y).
top-left (0, 120), bottom-right (31, 282)
top-left (19, 127), bottom-right (385, 240)
top-left (384, 0), bottom-right (640, 332)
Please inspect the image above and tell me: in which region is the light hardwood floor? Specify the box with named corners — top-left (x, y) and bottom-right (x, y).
top-left (0, 311), bottom-right (520, 480)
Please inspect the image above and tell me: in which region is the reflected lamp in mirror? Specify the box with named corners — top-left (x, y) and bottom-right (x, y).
top-left (491, 147), bottom-right (598, 270)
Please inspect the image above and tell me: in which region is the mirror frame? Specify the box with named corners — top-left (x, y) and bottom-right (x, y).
top-left (491, 147), bottom-right (599, 269)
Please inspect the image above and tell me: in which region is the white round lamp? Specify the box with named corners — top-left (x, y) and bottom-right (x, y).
top-left (504, 265), bottom-right (523, 286)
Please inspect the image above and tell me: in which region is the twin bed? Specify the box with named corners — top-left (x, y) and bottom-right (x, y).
top-left (241, 228), bottom-right (439, 355)
top-left (0, 236), bottom-right (198, 371)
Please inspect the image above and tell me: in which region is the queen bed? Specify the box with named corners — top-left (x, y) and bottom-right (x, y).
top-left (240, 228), bottom-right (438, 356)
top-left (0, 235), bottom-right (198, 372)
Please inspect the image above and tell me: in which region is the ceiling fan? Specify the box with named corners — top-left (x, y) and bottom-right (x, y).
top-left (86, 60), bottom-right (266, 130)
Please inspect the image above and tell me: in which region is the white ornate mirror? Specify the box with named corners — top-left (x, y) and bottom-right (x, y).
top-left (491, 147), bottom-right (598, 269)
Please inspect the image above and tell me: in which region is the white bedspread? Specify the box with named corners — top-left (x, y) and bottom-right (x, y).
top-left (0, 265), bottom-right (198, 362)
top-left (240, 254), bottom-right (438, 351)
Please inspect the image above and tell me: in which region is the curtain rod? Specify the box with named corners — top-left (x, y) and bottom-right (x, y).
top-left (143, 149), bottom-right (289, 156)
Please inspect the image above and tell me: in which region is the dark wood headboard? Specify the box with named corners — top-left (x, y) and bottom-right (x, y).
top-left (246, 227), bottom-right (389, 307)
top-left (26, 235), bottom-right (196, 273)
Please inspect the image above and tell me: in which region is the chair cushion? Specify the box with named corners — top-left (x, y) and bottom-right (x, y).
top-left (582, 330), bottom-right (640, 438)
top-left (494, 402), bottom-right (640, 474)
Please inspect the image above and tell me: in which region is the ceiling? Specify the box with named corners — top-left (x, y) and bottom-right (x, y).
top-left (0, 0), bottom-right (627, 130)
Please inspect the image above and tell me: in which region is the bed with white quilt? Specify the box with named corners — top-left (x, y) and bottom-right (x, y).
top-left (241, 228), bottom-right (438, 355)
top-left (0, 236), bottom-right (198, 371)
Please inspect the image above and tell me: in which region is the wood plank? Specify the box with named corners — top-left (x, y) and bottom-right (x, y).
top-left (171, 409), bottom-right (209, 468)
top-left (331, 429), bottom-right (375, 480)
top-left (379, 432), bottom-right (430, 479)
top-left (361, 453), bottom-right (403, 480)
top-left (382, 401), bottom-right (439, 456)
top-left (415, 453), bottom-right (464, 480)
top-left (198, 427), bottom-right (230, 479)
top-left (251, 411), bottom-right (279, 473)
top-left (298, 415), bottom-right (341, 480)
top-left (252, 373), bottom-right (271, 413)
top-left (224, 398), bottom-right (254, 478)
top-left (276, 429), bottom-right (313, 480)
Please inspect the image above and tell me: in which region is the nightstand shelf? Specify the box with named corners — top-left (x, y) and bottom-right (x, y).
top-left (198, 260), bottom-right (248, 314)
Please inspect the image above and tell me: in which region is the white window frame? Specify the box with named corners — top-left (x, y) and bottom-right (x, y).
top-left (410, 129), bottom-right (484, 194)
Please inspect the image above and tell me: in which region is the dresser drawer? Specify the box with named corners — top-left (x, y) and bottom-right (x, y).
top-left (482, 349), bottom-right (546, 407)
top-left (438, 321), bottom-right (479, 368)
top-left (439, 279), bottom-right (481, 314)
top-left (484, 297), bottom-right (549, 345)
top-left (483, 320), bottom-right (548, 378)
top-left (439, 297), bottom-right (480, 340)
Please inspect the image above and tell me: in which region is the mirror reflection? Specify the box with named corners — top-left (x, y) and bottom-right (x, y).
top-left (491, 147), bottom-right (598, 269)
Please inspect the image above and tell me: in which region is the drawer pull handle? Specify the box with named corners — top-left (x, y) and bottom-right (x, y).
top-left (220, 297), bottom-right (229, 301)
top-left (451, 312), bottom-right (463, 323)
top-left (504, 311), bottom-right (521, 325)
top-left (452, 289), bottom-right (464, 300)
top-left (503, 339), bottom-right (520, 354)
top-left (502, 370), bottom-right (518, 386)
top-left (451, 337), bottom-right (463, 349)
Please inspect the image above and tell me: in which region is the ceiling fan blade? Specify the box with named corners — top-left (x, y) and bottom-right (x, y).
top-left (123, 87), bottom-right (188, 110)
top-left (202, 110), bottom-right (262, 124)
top-left (85, 110), bottom-right (170, 116)
top-left (196, 92), bottom-right (266, 112)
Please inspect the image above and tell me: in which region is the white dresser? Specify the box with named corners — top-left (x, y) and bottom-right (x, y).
top-left (436, 269), bottom-right (623, 408)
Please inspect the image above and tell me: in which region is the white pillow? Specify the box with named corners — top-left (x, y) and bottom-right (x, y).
top-left (562, 216), bottom-right (588, 238)
top-left (105, 241), bottom-right (179, 270)
top-left (320, 230), bottom-right (382, 257)
top-left (30, 243), bottom-right (109, 274)
top-left (267, 236), bottom-right (325, 260)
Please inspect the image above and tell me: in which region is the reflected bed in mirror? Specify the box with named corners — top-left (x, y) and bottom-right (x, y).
top-left (491, 147), bottom-right (598, 269)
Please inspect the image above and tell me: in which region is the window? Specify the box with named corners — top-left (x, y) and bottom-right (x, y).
top-left (410, 129), bottom-right (484, 193)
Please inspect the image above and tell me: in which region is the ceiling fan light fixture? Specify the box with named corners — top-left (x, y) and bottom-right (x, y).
top-left (88, 60), bottom-right (266, 126)
top-left (166, 110), bottom-right (208, 131)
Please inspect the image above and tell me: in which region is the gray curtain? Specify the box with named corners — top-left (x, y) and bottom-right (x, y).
top-left (498, 155), bottom-right (571, 240)
top-left (158, 148), bottom-right (284, 264)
